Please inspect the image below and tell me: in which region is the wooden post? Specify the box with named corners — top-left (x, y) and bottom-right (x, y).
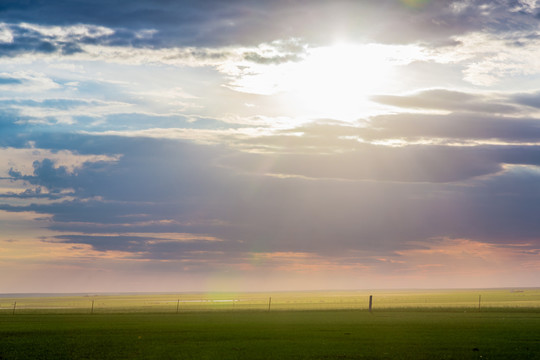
top-left (12, 301), bottom-right (16, 315)
top-left (268, 297), bottom-right (272, 312)
top-left (368, 295), bottom-right (373, 312)
top-left (176, 299), bottom-right (180, 314)
top-left (478, 295), bottom-right (481, 310)
top-left (91, 299), bottom-right (94, 314)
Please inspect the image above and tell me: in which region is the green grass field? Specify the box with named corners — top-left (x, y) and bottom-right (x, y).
top-left (0, 289), bottom-right (539, 359)
top-left (1, 310), bottom-right (539, 359)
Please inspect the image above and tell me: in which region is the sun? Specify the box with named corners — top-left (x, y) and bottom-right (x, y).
top-left (231, 42), bottom-right (420, 121)
top-left (283, 43), bottom-right (397, 120)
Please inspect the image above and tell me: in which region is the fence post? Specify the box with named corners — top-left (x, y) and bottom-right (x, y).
top-left (268, 297), bottom-right (272, 312)
top-left (12, 301), bottom-right (16, 315)
top-left (176, 299), bottom-right (180, 314)
top-left (91, 299), bottom-right (94, 314)
top-left (478, 295), bottom-right (481, 310)
top-left (368, 295), bottom-right (373, 312)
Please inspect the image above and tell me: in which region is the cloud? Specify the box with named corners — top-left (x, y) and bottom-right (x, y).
top-left (371, 89), bottom-right (520, 114)
top-left (0, 98), bottom-right (131, 128)
top-left (0, 23), bottom-right (14, 43)
top-left (9, 158), bottom-right (72, 193)
top-left (2, 131), bottom-right (540, 265)
top-left (0, 22), bottom-right (157, 57)
top-left (242, 38), bottom-right (307, 64)
top-left (0, 71), bottom-right (60, 92)
top-left (2, 0), bottom-right (540, 289)
top-left (432, 30), bottom-right (540, 86)
top-left (0, 75), bottom-right (21, 84)
top-left (391, 237), bottom-right (540, 286)
top-left (1, 0), bottom-right (538, 50)
top-left (223, 144), bottom-right (506, 182)
top-left (0, 187), bottom-right (63, 199)
top-left (512, 90), bottom-right (540, 108)
top-left (52, 234), bottom-right (223, 256)
top-left (363, 112), bottom-right (540, 143)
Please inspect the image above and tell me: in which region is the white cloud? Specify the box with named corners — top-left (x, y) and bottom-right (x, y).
top-left (0, 71), bottom-right (60, 91)
top-left (72, 44), bottom-right (238, 67)
top-left (450, 0), bottom-right (472, 14)
top-left (12, 98), bottom-right (134, 125)
top-left (511, 0), bottom-right (538, 13)
top-left (86, 126), bottom-right (276, 146)
top-left (18, 22), bottom-right (114, 41)
top-left (0, 147), bottom-right (120, 177)
top-left (431, 31), bottom-right (540, 87)
top-left (48, 63), bottom-right (86, 73)
top-left (134, 29), bottom-right (158, 39)
top-left (0, 23), bottom-right (13, 43)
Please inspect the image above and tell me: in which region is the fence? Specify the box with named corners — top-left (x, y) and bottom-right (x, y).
top-left (1, 289), bottom-right (539, 314)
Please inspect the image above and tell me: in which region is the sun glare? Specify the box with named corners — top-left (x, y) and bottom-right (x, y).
top-left (285, 43), bottom-right (396, 120)
top-left (233, 43), bottom-right (424, 120)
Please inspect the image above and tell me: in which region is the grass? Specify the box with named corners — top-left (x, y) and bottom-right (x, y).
top-left (1, 288), bottom-right (540, 313)
top-left (0, 289), bottom-right (539, 359)
top-left (1, 309), bottom-right (539, 359)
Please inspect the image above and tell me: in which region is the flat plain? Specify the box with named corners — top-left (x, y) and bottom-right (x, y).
top-left (0, 289), bottom-right (539, 359)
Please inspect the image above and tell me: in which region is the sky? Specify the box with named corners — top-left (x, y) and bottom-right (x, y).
top-left (1, 0), bottom-right (540, 293)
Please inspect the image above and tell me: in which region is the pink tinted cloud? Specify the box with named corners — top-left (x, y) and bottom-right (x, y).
top-left (387, 238), bottom-right (540, 287)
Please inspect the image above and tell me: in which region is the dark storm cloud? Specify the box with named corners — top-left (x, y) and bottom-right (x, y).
top-left (1, 0), bottom-right (539, 50)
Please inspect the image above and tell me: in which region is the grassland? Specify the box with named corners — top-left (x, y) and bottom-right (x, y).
top-left (0, 289), bottom-right (539, 359)
top-left (1, 288), bottom-right (539, 313)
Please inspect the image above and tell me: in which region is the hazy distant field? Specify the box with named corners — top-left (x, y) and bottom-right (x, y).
top-left (1, 288), bottom-right (539, 313)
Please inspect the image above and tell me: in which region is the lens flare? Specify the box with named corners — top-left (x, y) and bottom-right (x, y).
top-left (400, 0), bottom-right (430, 7)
